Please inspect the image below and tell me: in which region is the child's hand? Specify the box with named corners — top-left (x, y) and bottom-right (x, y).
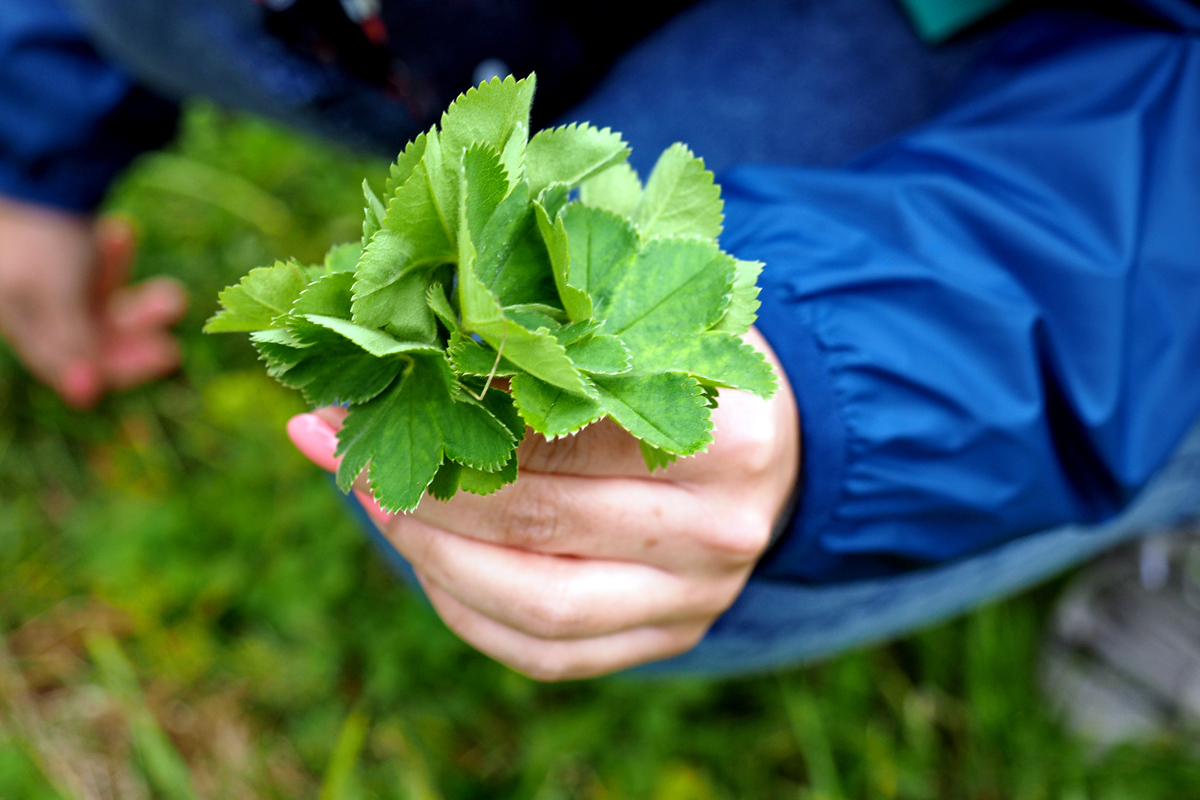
top-left (0, 197), bottom-right (187, 407)
top-left (288, 328), bottom-right (799, 680)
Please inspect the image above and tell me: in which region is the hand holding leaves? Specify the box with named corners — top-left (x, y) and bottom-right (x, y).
top-left (208, 74), bottom-right (775, 512)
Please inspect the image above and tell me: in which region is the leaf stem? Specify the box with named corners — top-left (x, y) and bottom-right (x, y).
top-left (468, 325), bottom-right (506, 401)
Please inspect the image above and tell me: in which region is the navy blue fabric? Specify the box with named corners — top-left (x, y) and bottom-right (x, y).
top-left (724, 12), bottom-right (1200, 581)
top-left (0, 0), bottom-right (177, 210)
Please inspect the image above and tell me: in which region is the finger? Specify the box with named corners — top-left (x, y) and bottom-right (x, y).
top-left (419, 575), bottom-right (708, 680)
top-left (287, 412), bottom-right (342, 473)
top-left (99, 329), bottom-right (181, 389)
top-left (381, 513), bottom-right (743, 639)
top-left (413, 470), bottom-right (770, 569)
top-left (354, 489), bottom-right (396, 527)
top-left (516, 417), bottom-right (662, 478)
top-left (92, 215), bottom-right (137, 303)
top-left (106, 278), bottom-right (188, 332)
top-left (17, 291), bottom-right (102, 408)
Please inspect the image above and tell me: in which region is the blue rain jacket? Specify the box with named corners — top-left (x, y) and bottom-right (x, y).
top-left (739, 10), bottom-right (1200, 582)
top-left (1, 1), bottom-right (1198, 586)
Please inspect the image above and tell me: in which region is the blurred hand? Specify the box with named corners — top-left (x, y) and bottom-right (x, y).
top-left (0, 196), bottom-right (188, 408)
top-left (288, 328), bottom-right (800, 680)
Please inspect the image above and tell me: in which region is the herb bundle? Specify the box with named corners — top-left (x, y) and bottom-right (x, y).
top-left (207, 74), bottom-right (776, 512)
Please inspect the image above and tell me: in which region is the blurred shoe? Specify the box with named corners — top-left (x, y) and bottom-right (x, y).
top-left (1041, 524), bottom-right (1200, 748)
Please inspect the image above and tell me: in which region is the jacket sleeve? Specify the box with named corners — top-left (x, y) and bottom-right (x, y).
top-left (0, 0), bottom-right (178, 212)
top-left (719, 12), bottom-right (1200, 584)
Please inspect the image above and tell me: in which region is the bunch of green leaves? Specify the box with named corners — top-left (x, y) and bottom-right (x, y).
top-left (206, 74), bottom-right (775, 512)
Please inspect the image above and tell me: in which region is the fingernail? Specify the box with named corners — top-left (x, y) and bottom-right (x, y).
top-left (354, 489), bottom-right (396, 526)
top-left (61, 361), bottom-right (100, 408)
top-left (286, 413), bottom-right (341, 473)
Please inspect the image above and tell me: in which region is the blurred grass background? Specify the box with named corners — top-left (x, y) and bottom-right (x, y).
top-left (2, 103), bottom-right (1200, 799)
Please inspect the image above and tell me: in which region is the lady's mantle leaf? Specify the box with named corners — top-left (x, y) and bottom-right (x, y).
top-left (292, 271), bottom-right (354, 318)
top-left (524, 123), bottom-right (630, 198)
top-left (565, 334), bottom-right (631, 375)
top-left (255, 337), bottom-right (404, 407)
top-left (711, 259), bottom-right (763, 336)
top-left (560, 204), bottom-right (638, 308)
top-left (534, 201), bottom-right (592, 322)
top-left (384, 131), bottom-right (429, 200)
top-left (205, 260), bottom-right (308, 332)
top-left (593, 373), bottom-right (713, 456)
top-left (634, 143), bottom-right (723, 240)
top-left (325, 242), bottom-right (363, 275)
top-left (439, 74), bottom-right (535, 166)
top-left (579, 162), bottom-right (642, 218)
top-left (598, 237), bottom-right (733, 346)
top-left (352, 129), bottom-right (456, 334)
top-left (633, 331), bottom-right (776, 398)
top-left (511, 372), bottom-right (604, 439)
top-left (458, 152), bottom-right (589, 397)
top-left (335, 354), bottom-right (516, 512)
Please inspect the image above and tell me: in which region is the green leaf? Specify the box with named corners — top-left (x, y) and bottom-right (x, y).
top-left (352, 128), bottom-right (457, 331)
top-left (448, 332), bottom-right (519, 377)
top-left (458, 452), bottom-right (518, 496)
top-left (499, 121), bottom-right (527, 184)
top-left (511, 372), bottom-right (604, 438)
top-left (594, 373), bottom-right (713, 455)
top-left (474, 319), bottom-right (588, 395)
top-left (362, 181), bottom-right (386, 246)
top-left (462, 143), bottom-right (510, 241)
top-left (385, 130), bottom-right (429, 199)
top-left (325, 242), bottom-right (362, 275)
top-left (554, 319), bottom-right (605, 346)
top-left (479, 386), bottom-right (526, 444)
top-left (580, 162), bottom-right (642, 218)
top-left (566, 334), bottom-right (631, 375)
top-left (712, 259), bottom-right (763, 336)
top-left (426, 281), bottom-right (459, 334)
top-left (292, 271), bottom-right (354, 318)
top-left (254, 330), bottom-right (404, 407)
top-left (471, 182), bottom-right (559, 308)
top-left (599, 237), bottom-right (734, 347)
top-left (560, 204), bottom-right (639, 308)
top-left (457, 143), bottom-right (561, 309)
top-left (639, 440), bottom-right (678, 472)
top-left (634, 143), bottom-right (723, 240)
top-left (335, 354), bottom-right (516, 511)
top-left (632, 331), bottom-right (777, 398)
top-left (524, 123), bottom-right (630, 198)
top-left (353, 259), bottom-right (440, 343)
top-left (302, 315), bottom-right (441, 358)
top-left (439, 74), bottom-right (536, 165)
top-left (534, 201), bottom-right (592, 322)
top-left (428, 458), bottom-right (463, 501)
top-left (458, 163), bottom-right (588, 396)
top-left (537, 183), bottom-right (570, 220)
top-left (206, 260), bottom-right (308, 332)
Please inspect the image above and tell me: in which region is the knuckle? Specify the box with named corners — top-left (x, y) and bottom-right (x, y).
top-left (518, 432), bottom-right (582, 474)
top-left (522, 586), bottom-right (585, 639)
top-left (723, 417), bottom-right (779, 478)
top-left (494, 485), bottom-right (565, 548)
top-left (669, 623), bottom-right (712, 656)
top-left (519, 652), bottom-right (579, 683)
top-left (699, 508), bottom-right (772, 562)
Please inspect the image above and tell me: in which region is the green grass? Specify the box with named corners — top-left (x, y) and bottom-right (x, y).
top-left (2, 103), bottom-right (1199, 799)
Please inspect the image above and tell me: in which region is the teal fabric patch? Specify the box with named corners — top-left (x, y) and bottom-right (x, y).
top-left (896, 0), bottom-right (1011, 42)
